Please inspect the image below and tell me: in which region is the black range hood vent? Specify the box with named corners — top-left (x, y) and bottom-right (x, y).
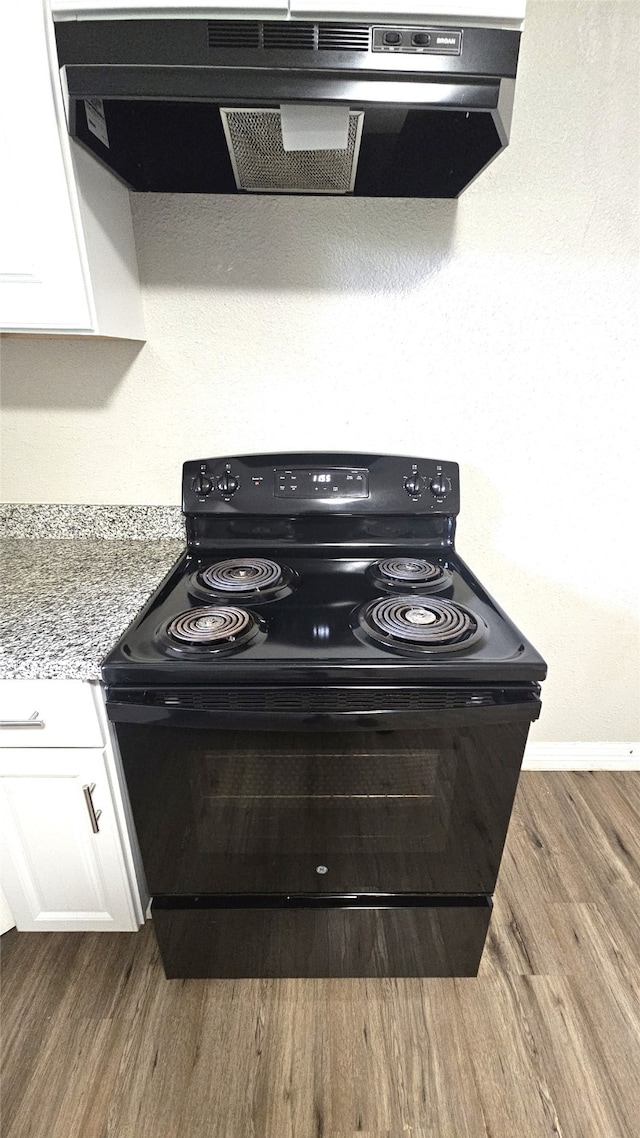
top-left (207, 21), bottom-right (371, 53)
top-left (56, 16), bottom-right (521, 199)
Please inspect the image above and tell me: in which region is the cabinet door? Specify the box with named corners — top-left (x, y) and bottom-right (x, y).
top-left (0, 1), bottom-right (93, 332)
top-left (287, 0), bottom-right (524, 23)
top-left (0, 747), bottom-right (140, 931)
top-left (52, 2), bottom-right (289, 16)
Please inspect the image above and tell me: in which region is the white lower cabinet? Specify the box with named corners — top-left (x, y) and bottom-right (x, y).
top-left (0, 681), bottom-right (144, 932)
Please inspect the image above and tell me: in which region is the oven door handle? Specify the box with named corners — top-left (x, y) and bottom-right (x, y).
top-left (105, 692), bottom-right (542, 731)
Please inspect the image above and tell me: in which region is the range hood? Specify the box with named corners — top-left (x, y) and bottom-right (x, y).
top-left (54, 2), bottom-right (525, 198)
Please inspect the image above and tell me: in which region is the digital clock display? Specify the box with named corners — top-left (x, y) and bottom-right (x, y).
top-left (275, 467), bottom-right (369, 499)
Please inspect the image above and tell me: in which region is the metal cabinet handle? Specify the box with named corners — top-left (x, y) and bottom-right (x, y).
top-left (82, 783), bottom-right (102, 834)
top-left (0, 710), bottom-right (45, 729)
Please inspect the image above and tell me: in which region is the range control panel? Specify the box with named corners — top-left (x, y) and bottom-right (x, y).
top-left (183, 453), bottom-right (460, 516)
top-left (372, 26), bottom-right (463, 55)
top-left (275, 467), bottom-right (369, 499)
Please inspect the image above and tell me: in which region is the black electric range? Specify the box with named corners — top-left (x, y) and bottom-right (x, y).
top-left (103, 452), bottom-right (546, 978)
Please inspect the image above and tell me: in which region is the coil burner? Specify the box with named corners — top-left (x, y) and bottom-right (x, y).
top-left (356, 595), bottom-right (486, 655)
top-left (162, 605), bottom-right (263, 654)
top-left (369, 557), bottom-right (452, 594)
top-left (188, 557), bottom-right (294, 604)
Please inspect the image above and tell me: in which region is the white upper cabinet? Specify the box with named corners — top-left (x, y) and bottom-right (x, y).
top-left (0, 1), bottom-right (144, 337)
top-left (52, 1), bottom-right (289, 16)
top-left (288, 1), bottom-right (524, 26)
top-left (51, 0), bottom-right (524, 28)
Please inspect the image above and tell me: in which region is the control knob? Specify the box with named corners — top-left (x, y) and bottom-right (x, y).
top-left (192, 473), bottom-right (212, 496)
top-left (429, 474), bottom-right (449, 497)
top-left (217, 472), bottom-right (239, 495)
top-left (403, 474), bottom-right (423, 496)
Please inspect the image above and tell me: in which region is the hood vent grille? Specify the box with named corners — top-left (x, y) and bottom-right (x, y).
top-left (208, 21), bottom-right (371, 53)
top-left (264, 23), bottom-right (316, 50)
top-left (318, 25), bottom-right (371, 51)
top-left (207, 21), bottom-right (261, 49)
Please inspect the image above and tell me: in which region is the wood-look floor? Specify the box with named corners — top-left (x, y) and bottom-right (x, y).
top-left (2, 772), bottom-right (640, 1138)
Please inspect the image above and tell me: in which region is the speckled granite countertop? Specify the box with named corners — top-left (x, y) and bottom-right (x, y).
top-left (0, 507), bottom-right (184, 680)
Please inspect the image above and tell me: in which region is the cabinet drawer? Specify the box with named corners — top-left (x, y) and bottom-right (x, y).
top-left (0, 681), bottom-right (103, 749)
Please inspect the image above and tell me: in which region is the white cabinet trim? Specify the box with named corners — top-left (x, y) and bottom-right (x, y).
top-left (0, 885), bottom-right (15, 936)
top-left (92, 681), bottom-right (149, 923)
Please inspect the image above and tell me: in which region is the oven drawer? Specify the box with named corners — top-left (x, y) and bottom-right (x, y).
top-left (151, 896), bottom-right (492, 979)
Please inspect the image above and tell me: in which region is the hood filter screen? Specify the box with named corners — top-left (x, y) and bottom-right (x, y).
top-left (220, 108), bottom-right (364, 194)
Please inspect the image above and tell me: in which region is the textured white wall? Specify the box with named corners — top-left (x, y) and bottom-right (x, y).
top-left (1, 1), bottom-right (638, 742)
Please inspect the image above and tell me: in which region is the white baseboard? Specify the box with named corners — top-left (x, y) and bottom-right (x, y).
top-left (523, 742), bottom-right (640, 771)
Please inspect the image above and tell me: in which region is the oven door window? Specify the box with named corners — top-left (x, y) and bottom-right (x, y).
top-left (118, 725), bottom-right (525, 895)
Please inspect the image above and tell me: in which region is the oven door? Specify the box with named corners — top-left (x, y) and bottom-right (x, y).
top-left (108, 685), bottom-right (539, 897)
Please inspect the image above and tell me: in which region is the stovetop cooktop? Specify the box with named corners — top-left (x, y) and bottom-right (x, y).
top-left (101, 548), bottom-right (547, 685)
top-left (102, 453), bottom-right (546, 687)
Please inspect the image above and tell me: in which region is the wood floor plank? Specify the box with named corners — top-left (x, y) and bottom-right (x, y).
top-left (502, 773), bottom-right (637, 903)
top-left (482, 884), bottom-right (640, 988)
top-left (524, 975), bottom-right (640, 1138)
top-left (2, 773), bottom-right (639, 1138)
top-left (455, 973), bottom-right (568, 1138)
top-left (569, 771), bottom-right (640, 888)
top-left (320, 978), bottom-right (487, 1136)
top-left (104, 970), bottom-right (212, 1137)
top-left (0, 926), bottom-right (163, 1138)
